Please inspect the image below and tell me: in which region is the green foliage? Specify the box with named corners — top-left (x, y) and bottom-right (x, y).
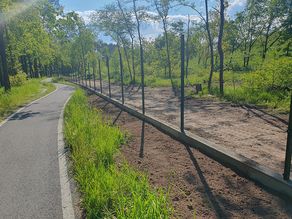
top-left (244, 57), bottom-right (292, 92)
top-left (144, 76), bottom-right (172, 87)
top-left (207, 58), bottom-right (292, 112)
top-left (64, 90), bottom-right (172, 218)
top-left (0, 79), bottom-right (55, 121)
top-left (9, 72), bottom-right (27, 86)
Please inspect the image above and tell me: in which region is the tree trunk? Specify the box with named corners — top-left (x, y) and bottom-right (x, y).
top-left (0, 58), bottom-right (3, 87)
top-left (205, 0), bottom-right (214, 93)
top-left (262, 22), bottom-right (271, 60)
top-left (186, 15), bottom-right (190, 78)
top-left (243, 39), bottom-right (247, 67)
top-left (34, 58), bottom-right (39, 78)
top-left (133, 0), bottom-right (145, 114)
top-left (163, 21), bottom-right (172, 79)
top-left (5, 27), bottom-right (16, 75)
top-left (287, 42), bottom-right (291, 56)
top-left (0, 22), bottom-right (10, 91)
top-left (131, 39), bottom-right (136, 83)
top-left (218, 0), bottom-right (225, 96)
top-left (30, 57), bottom-right (34, 77)
top-left (121, 38), bottom-right (133, 82)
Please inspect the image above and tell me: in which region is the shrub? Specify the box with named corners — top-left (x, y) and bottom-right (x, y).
top-left (244, 57), bottom-right (292, 92)
top-left (9, 72), bottom-right (27, 87)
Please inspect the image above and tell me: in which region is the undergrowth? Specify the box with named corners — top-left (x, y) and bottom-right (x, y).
top-left (64, 90), bottom-right (172, 218)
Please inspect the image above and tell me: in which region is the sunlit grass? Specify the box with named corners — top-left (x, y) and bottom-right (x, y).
top-left (64, 90), bottom-right (172, 218)
top-left (0, 79), bottom-right (55, 121)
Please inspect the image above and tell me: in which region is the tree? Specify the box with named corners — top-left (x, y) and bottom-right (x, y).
top-left (154, 0), bottom-right (172, 79)
top-left (261, 0), bottom-right (289, 60)
top-left (0, 21), bottom-right (10, 91)
top-left (218, 0), bottom-right (225, 95)
top-left (133, 0), bottom-right (146, 113)
top-left (92, 4), bottom-right (133, 82)
top-left (178, 0), bottom-right (214, 92)
top-left (117, 0), bottom-right (137, 83)
top-left (0, 0), bottom-right (11, 91)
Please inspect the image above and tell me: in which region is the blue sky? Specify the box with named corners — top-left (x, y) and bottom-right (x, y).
top-left (59, 0), bottom-right (246, 42)
top-left (59, 0), bottom-right (115, 12)
top-left (59, 0), bottom-right (246, 16)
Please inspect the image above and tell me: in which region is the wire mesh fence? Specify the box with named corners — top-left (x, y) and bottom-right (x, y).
top-left (71, 35), bottom-right (292, 181)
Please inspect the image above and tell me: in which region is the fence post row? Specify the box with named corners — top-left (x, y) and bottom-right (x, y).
top-left (284, 95), bottom-right (292, 180)
top-left (180, 34), bottom-right (185, 133)
top-left (106, 56), bottom-right (111, 98)
top-left (99, 59), bottom-right (103, 93)
top-left (119, 51), bottom-right (125, 104)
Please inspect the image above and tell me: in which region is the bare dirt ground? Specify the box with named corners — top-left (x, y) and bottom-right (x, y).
top-left (86, 80), bottom-right (290, 175)
top-left (88, 93), bottom-right (292, 219)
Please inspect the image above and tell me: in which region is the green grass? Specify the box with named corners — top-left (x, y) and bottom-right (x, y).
top-left (64, 90), bottom-right (172, 219)
top-left (0, 79), bottom-right (55, 121)
top-left (211, 86), bottom-right (291, 113)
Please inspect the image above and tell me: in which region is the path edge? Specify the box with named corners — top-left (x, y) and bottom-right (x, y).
top-left (0, 84), bottom-right (59, 128)
top-left (58, 93), bottom-right (75, 219)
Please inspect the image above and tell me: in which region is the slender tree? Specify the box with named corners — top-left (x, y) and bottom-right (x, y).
top-left (218, 0), bottom-right (225, 95)
top-left (133, 0), bottom-right (146, 114)
top-left (178, 0), bottom-right (214, 92)
top-left (154, 0), bottom-right (172, 79)
top-left (117, 0), bottom-right (136, 83)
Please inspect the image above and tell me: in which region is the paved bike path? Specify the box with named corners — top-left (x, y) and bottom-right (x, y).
top-left (0, 84), bottom-right (74, 218)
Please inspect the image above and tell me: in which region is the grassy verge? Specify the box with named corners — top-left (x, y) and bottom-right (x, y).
top-left (0, 79), bottom-right (55, 121)
top-left (64, 90), bottom-right (172, 218)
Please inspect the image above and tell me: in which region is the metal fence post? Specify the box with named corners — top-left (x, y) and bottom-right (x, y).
top-left (81, 72), bottom-right (83, 85)
top-left (180, 34), bottom-right (185, 133)
top-left (85, 66), bottom-right (87, 87)
top-left (140, 46), bottom-right (145, 115)
top-left (93, 67), bottom-right (96, 90)
top-left (88, 63), bottom-right (91, 88)
top-left (106, 56), bottom-right (111, 98)
top-left (119, 51), bottom-right (125, 104)
top-left (284, 95), bottom-right (292, 180)
top-left (99, 59), bottom-right (103, 93)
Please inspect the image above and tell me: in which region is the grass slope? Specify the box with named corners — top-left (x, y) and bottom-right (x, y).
top-left (0, 79), bottom-right (55, 121)
top-left (64, 90), bottom-right (172, 219)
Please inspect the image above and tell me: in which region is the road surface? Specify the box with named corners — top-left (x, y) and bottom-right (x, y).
top-left (0, 84), bottom-right (74, 218)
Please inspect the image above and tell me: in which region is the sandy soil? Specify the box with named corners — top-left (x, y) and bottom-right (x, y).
top-left (86, 80), bottom-right (290, 175)
top-left (88, 93), bottom-right (292, 219)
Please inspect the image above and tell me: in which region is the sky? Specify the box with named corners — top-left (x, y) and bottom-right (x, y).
top-left (59, 0), bottom-right (246, 42)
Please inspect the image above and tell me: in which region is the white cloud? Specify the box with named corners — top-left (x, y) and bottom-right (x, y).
top-left (76, 10), bottom-right (200, 42)
top-left (76, 10), bottom-right (95, 24)
top-left (227, 0), bottom-right (247, 17)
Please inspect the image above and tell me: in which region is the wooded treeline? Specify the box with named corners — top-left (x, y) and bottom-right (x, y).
top-left (0, 0), bottom-right (96, 91)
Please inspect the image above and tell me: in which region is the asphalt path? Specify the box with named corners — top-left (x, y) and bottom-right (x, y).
top-left (0, 84), bottom-right (74, 218)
